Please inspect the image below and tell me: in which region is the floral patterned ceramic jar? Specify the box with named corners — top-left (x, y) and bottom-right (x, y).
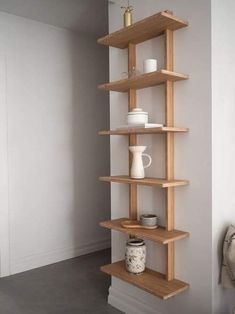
top-left (125, 239), bottom-right (146, 274)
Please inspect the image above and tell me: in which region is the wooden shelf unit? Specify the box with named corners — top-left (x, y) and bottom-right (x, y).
top-left (100, 218), bottom-right (189, 244)
top-left (101, 261), bottom-right (189, 300)
top-left (99, 126), bottom-right (188, 135)
top-left (97, 11), bottom-right (188, 49)
top-left (99, 175), bottom-right (188, 188)
top-left (98, 70), bottom-right (188, 92)
top-left (97, 10), bottom-right (189, 300)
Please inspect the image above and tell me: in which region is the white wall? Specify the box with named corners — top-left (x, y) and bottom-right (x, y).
top-left (212, 1), bottom-right (235, 313)
top-left (0, 0), bottom-right (108, 36)
top-left (108, 1), bottom-right (212, 313)
top-left (0, 11), bottom-right (110, 276)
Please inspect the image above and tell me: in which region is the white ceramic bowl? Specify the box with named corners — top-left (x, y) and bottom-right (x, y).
top-left (127, 108), bottom-right (148, 125)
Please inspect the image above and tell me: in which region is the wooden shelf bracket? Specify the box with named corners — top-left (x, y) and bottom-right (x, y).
top-left (128, 43), bottom-right (138, 220)
top-left (165, 28), bottom-right (175, 281)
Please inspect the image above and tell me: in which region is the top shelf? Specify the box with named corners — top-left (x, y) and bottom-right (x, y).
top-left (97, 11), bottom-right (188, 49)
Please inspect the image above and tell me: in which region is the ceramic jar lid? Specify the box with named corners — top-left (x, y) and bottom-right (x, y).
top-left (128, 108), bottom-right (147, 115)
top-left (127, 238), bottom-right (145, 246)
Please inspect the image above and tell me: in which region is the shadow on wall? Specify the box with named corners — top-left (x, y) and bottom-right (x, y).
top-left (70, 32), bottom-right (110, 252)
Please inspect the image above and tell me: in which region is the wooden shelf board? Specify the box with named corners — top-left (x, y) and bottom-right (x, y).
top-left (99, 175), bottom-right (189, 188)
top-left (97, 11), bottom-right (188, 49)
top-left (101, 260), bottom-right (189, 299)
top-left (98, 70), bottom-right (188, 92)
top-left (99, 126), bottom-right (188, 135)
top-left (100, 218), bottom-right (189, 244)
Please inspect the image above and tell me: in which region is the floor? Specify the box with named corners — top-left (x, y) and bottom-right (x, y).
top-left (0, 249), bottom-right (123, 314)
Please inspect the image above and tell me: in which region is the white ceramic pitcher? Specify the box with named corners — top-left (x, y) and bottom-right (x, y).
top-left (129, 146), bottom-right (152, 179)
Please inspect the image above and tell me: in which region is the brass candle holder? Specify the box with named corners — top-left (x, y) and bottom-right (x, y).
top-left (121, 1), bottom-right (133, 27)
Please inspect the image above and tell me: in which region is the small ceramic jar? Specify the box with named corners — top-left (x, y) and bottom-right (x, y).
top-left (140, 214), bottom-right (158, 227)
top-left (127, 108), bottom-right (148, 125)
top-left (125, 239), bottom-right (146, 274)
top-left (143, 59), bottom-right (158, 73)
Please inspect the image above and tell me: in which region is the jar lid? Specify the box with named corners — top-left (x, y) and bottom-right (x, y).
top-left (127, 238), bottom-right (145, 246)
top-left (128, 108), bottom-right (148, 115)
top-left (140, 214), bottom-right (158, 219)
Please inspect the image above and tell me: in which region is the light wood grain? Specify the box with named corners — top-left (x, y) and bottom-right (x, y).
top-left (165, 28), bottom-right (175, 281)
top-left (167, 242), bottom-right (175, 281)
top-left (128, 43), bottom-right (138, 220)
top-left (98, 70), bottom-right (188, 92)
top-left (99, 175), bottom-right (189, 188)
top-left (98, 126), bottom-right (188, 135)
top-left (101, 261), bottom-right (189, 299)
top-left (97, 11), bottom-right (188, 49)
top-left (100, 218), bottom-right (189, 244)
top-left (121, 220), bottom-right (158, 230)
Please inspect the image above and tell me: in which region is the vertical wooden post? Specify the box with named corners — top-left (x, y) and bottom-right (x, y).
top-left (165, 29), bottom-right (175, 281)
top-left (128, 43), bottom-right (137, 220)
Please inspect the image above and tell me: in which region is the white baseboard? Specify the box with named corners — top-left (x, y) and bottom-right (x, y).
top-left (108, 286), bottom-right (162, 314)
top-left (10, 238), bottom-right (111, 275)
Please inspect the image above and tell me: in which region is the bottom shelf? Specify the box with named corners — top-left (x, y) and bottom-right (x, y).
top-left (101, 260), bottom-right (189, 300)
